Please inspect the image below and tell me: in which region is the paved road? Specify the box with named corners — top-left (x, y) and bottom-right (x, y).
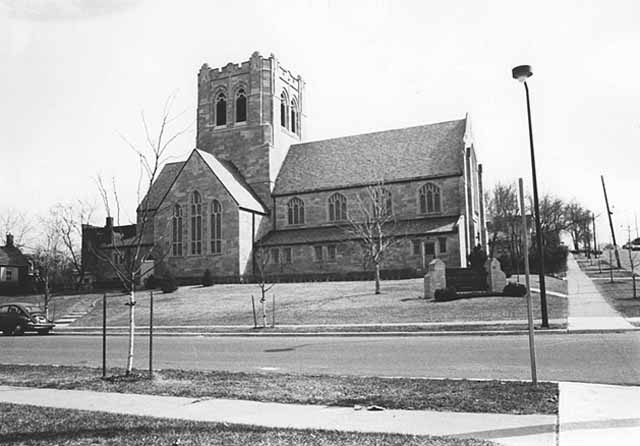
top-left (2, 333), bottom-right (639, 385)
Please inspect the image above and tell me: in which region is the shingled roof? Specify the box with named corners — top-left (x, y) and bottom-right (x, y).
top-left (0, 245), bottom-right (29, 267)
top-left (273, 118), bottom-right (468, 196)
top-left (259, 216), bottom-right (459, 246)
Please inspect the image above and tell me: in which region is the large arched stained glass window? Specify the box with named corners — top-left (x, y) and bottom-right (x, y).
top-left (190, 191), bottom-right (202, 255)
top-left (216, 92), bottom-right (227, 126)
top-left (328, 193), bottom-right (347, 221)
top-left (210, 199), bottom-right (222, 254)
top-left (235, 88), bottom-right (247, 123)
top-left (172, 204), bottom-right (183, 256)
top-left (419, 183), bottom-right (442, 214)
top-left (287, 197), bottom-right (305, 225)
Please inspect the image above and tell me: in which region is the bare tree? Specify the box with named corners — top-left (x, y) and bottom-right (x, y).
top-left (33, 217), bottom-right (70, 317)
top-left (343, 181), bottom-right (400, 294)
top-left (486, 182), bottom-right (523, 264)
top-left (565, 201), bottom-right (592, 253)
top-left (253, 245), bottom-right (275, 328)
top-left (92, 95), bottom-right (190, 375)
top-left (0, 208), bottom-right (33, 248)
top-left (49, 201), bottom-right (95, 289)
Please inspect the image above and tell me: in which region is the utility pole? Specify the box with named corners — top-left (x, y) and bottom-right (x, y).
top-left (626, 226), bottom-right (637, 299)
top-left (592, 213), bottom-right (598, 259)
top-left (601, 175), bottom-right (621, 269)
top-left (519, 178), bottom-right (537, 386)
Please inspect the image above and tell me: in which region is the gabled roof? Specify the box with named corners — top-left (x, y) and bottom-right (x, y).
top-left (258, 216), bottom-right (459, 246)
top-left (0, 245), bottom-right (29, 267)
top-left (194, 150), bottom-right (267, 214)
top-left (139, 150), bottom-right (267, 215)
top-left (138, 161), bottom-right (185, 212)
top-left (273, 117), bottom-right (468, 195)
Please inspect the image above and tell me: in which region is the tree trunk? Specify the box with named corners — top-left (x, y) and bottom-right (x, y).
top-left (43, 279), bottom-right (50, 319)
top-left (126, 287), bottom-right (135, 374)
top-left (261, 290), bottom-right (267, 328)
top-left (374, 263), bottom-right (381, 294)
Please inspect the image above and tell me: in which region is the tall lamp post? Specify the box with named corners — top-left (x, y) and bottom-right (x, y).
top-left (512, 65), bottom-right (549, 328)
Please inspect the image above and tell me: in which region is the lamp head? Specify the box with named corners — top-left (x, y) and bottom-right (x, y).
top-left (512, 65), bottom-right (533, 82)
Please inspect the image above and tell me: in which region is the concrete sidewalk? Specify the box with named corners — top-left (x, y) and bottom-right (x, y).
top-left (0, 384), bottom-right (556, 446)
top-left (2, 382), bottom-right (639, 445)
top-left (566, 254), bottom-right (634, 330)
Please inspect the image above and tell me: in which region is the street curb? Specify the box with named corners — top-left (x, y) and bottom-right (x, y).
top-left (50, 327), bottom-right (640, 337)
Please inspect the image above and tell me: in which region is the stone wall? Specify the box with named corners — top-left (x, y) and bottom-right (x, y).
top-left (274, 176), bottom-right (463, 230)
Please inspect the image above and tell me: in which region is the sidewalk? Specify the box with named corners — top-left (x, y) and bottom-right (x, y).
top-left (0, 384), bottom-right (556, 446)
top-left (566, 254), bottom-right (634, 330)
top-left (2, 382), bottom-right (639, 445)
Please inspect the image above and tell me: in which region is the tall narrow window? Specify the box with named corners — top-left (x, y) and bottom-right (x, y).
top-left (280, 91), bottom-right (289, 129)
top-left (287, 197), bottom-right (305, 225)
top-left (290, 98), bottom-right (298, 134)
top-left (270, 248), bottom-right (280, 264)
top-left (172, 204), bottom-right (183, 256)
top-left (190, 191), bottom-right (202, 255)
top-left (328, 192), bottom-right (347, 221)
top-left (419, 183), bottom-right (442, 213)
top-left (372, 188), bottom-right (392, 217)
top-left (235, 88), bottom-right (247, 122)
top-left (210, 199), bottom-right (222, 254)
top-left (216, 92), bottom-right (227, 126)
top-left (282, 247), bottom-right (292, 264)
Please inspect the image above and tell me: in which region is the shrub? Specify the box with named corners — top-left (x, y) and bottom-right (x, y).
top-left (202, 269), bottom-right (214, 287)
top-left (161, 272), bottom-right (178, 294)
top-left (143, 274), bottom-right (157, 290)
top-left (503, 282), bottom-right (527, 297)
top-left (434, 285), bottom-right (457, 302)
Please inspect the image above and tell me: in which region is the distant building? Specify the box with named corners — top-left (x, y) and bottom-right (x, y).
top-left (0, 234), bottom-right (33, 293)
top-left (83, 51), bottom-right (487, 283)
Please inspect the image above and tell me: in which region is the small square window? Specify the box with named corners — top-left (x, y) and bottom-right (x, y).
top-left (438, 237), bottom-right (447, 254)
top-left (327, 245), bottom-right (336, 261)
top-left (314, 246), bottom-right (324, 262)
top-left (412, 240), bottom-right (422, 255)
top-left (282, 247), bottom-right (292, 264)
top-left (270, 248), bottom-right (280, 264)
top-left (424, 242), bottom-right (435, 256)
top-left (6, 270), bottom-right (12, 281)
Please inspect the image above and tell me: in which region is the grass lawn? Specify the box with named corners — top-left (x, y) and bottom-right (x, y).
top-left (73, 278), bottom-right (567, 327)
top-left (576, 257), bottom-right (640, 324)
top-left (0, 403), bottom-right (495, 446)
top-left (0, 364), bottom-right (557, 415)
top-left (0, 292), bottom-right (106, 320)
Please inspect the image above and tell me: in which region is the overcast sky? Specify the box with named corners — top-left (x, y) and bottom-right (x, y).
top-left (1, 0), bottom-right (639, 245)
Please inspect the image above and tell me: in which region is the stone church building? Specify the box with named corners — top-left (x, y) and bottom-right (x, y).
top-left (83, 51), bottom-right (487, 284)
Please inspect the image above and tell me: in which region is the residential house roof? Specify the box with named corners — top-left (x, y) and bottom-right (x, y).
top-left (0, 245), bottom-right (29, 267)
top-left (273, 117), bottom-right (468, 195)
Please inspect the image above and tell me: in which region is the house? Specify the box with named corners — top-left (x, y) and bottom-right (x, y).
top-left (0, 234), bottom-right (33, 293)
top-left (83, 51), bottom-right (487, 283)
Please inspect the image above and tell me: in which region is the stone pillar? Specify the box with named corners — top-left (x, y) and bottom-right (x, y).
top-left (485, 258), bottom-right (506, 294)
top-left (424, 259), bottom-right (446, 299)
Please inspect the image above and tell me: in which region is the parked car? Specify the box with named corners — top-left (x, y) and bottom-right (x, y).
top-left (0, 303), bottom-right (55, 335)
top-left (622, 238), bottom-right (640, 251)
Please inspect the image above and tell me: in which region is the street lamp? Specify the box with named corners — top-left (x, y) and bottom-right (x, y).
top-left (512, 64), bottom-right (549, 328)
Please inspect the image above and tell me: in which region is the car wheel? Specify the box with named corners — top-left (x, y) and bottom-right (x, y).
top-left (38, 329), bottom-right (50, 335)
top-left (12, 324), bottom-right (25, 336)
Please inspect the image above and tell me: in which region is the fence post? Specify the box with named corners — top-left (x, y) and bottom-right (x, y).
top-left (272, 293), bottom-right (276, 328)
top-left (102, 293), bottom-right (107, 378)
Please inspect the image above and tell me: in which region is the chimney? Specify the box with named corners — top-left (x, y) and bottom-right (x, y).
top-left (105, 217), bottom-right (114, 244)
top-left (5, 233), bottom-right (14, 247)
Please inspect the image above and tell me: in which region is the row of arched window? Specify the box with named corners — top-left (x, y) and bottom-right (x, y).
top-left (172, 191), bottom-right (223, 256)
top-left (280, 90), bottom-right (299, 134)
top-left (285, 183), bottom-right (442, 225)
top-left (211, 88), bottom-right (247, 127)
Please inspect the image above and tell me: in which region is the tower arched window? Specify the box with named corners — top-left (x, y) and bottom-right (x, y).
top-left (235, 88), bottom-right (247, 123)
top-left (287, 197), bottom-right (305, 225)
top-left (215, 92), bottom-right (227, 126)
top-left (210, 199), bottom-right (222, 254)
top-left (280, 91), bottom-right (289, 129)
top-left (190, 191), bottom-right (202, 255)
top-left (372, 187), bottom-right (392, 217)
top-left (290, 98), bottom-right (298, 134)
top-left (328, 193), bottom-right (347, 221)
top-left (171, 204), bottom-right (183, 256)
top-left (419, 183), bottom-right (442, 214)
